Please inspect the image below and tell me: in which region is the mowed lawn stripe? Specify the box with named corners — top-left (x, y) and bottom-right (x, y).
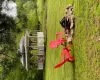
top-left (45, 0), bottom-right (74, 80)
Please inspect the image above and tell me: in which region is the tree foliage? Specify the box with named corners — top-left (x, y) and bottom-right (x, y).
top-left (0, 0), bottom-right (43, 79)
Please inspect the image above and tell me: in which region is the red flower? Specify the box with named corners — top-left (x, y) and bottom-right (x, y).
top-left (54, 45), bottom-right (75, 68)
top-left (50, 32), bottom-right (66, 48)
top-left (54, 58), bottom-right (69, 68)
top-left (62, 46), bottom-right (75, 61)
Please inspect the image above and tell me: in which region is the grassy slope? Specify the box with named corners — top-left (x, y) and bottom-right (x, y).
top-left (74, 0), bottom-right (100, 80)
top-left (45, 0), bottom-right (100, 80)
top-left (45, 0), bottom-right (74, 80)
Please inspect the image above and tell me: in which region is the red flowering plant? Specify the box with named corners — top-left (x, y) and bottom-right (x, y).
top-left (49, 32), bottom-right (75, 68)
top-left (50, 32), bottom-right (66, 48)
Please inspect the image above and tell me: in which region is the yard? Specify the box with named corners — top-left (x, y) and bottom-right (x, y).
top-left (43, 0), bottom-right (100, 80)
top-left (45, 0), bottom-right (74, 80)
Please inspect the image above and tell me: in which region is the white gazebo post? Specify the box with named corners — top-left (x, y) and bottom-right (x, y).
top-left (24, 31), bottom-right (29, 71)
top-left (37, 32), bottom-right (44, 70)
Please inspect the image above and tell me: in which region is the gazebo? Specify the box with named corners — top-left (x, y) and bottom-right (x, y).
top-left (19, 30), bottom-right (45, 71)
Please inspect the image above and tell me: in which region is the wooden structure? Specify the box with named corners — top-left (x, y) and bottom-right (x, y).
top-left (19, 30), bottom-right (44, 70)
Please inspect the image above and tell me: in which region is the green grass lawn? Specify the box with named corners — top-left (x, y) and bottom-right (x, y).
top-left (45, 0), bottom-right (74, 80)
top-left (74, 0), bottom-right (100, 80)
top-left (37, 0), bottom-right (100, 80)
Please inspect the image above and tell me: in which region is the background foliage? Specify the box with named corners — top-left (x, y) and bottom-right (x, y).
top-left (0, 0), bottom-right (43, 80)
